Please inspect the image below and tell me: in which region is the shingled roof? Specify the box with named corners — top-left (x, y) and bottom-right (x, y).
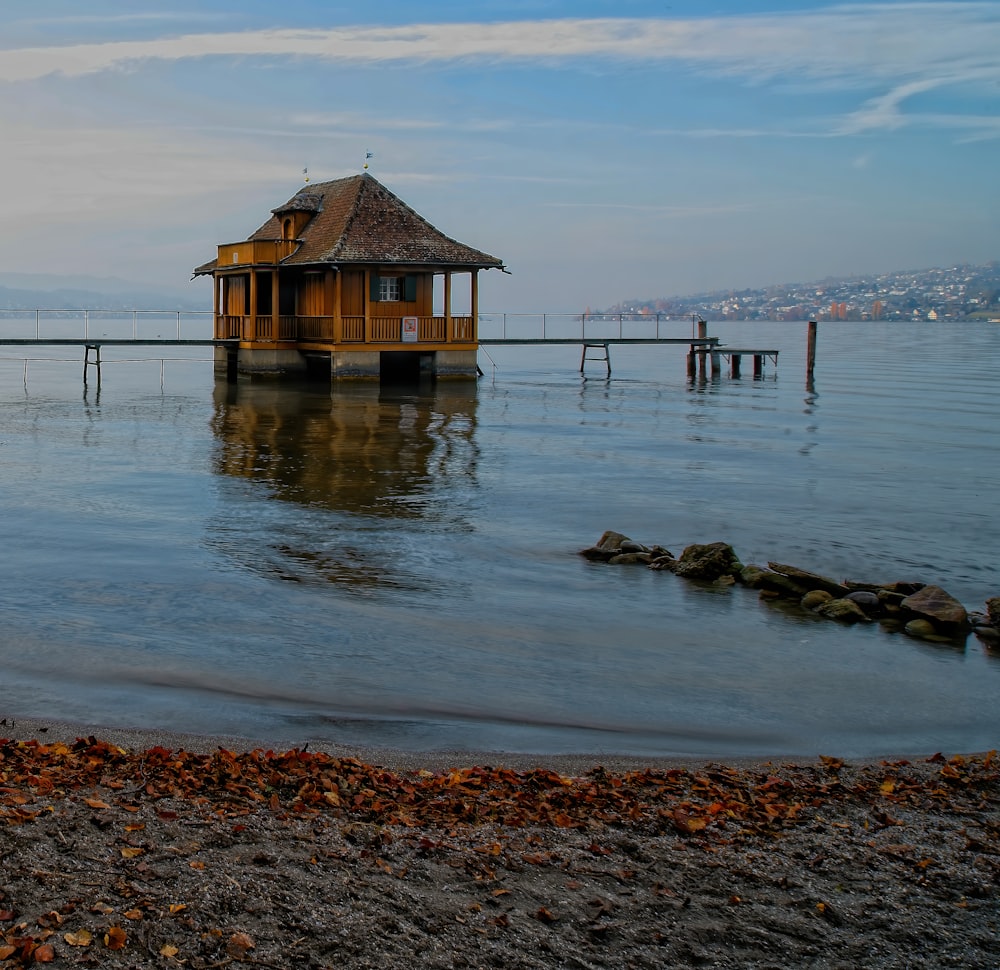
top-left (195, 174), bottom-right (504, 276)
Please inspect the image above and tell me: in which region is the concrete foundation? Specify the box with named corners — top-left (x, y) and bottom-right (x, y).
top-left (214, 347), bottom-right (480, 382)
top-left (330, 351), bottom-right (381, 380)
top-left (433, 350), bottom-right (479, 379)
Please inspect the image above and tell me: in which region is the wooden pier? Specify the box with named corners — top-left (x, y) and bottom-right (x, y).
top-left (0, 310), bottom-right (787, 384)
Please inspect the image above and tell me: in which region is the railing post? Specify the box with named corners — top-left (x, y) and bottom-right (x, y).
top-left (84, 309), bottom-right (89, 339)
top-left (542, 313), bottom-right (546, 339)
top-left (132, 310), bottom-right (137, 340)
top-left (35, 309), bottom-right (39, 339)
top-left (176, 311), bottom-right (181, 340)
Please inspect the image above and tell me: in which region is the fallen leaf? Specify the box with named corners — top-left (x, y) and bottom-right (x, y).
top-left (104, 926), bottom-right (127, 950)
top-left (160, 944), bottom-right (179, 957)
top-left (227, 932), bottom-right (255, 957)
top-left (33, 943), bottom-right (56, 962)
top-left (64, 930), bottom-right (93, 947)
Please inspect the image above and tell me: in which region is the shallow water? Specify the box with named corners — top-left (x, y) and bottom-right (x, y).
top-left (0, 321), bottom-right (996, 757)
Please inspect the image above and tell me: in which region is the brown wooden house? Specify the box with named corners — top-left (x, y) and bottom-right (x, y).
top-left (194, 173), bottom-right (505, 380)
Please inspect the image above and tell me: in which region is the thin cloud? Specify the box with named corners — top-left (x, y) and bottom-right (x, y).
top-left (0, 6), bottom-right (996, 88)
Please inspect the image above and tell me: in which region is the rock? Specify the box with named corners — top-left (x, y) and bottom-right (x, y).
top-left (846, 580), bottom-right (926, 596)
top-left (740, 564), bottom-right (810, 598)
top-left (608, 552), bottom-right (653, 565)
top-left (579, 531), bottom-right (633, 561)
top-left (768, 563), bottom-right (850, 598)
top-left (986, 597), bottom-right (1000, 627)
top-left (904, 618), bottom-right (938, 640)
top-left (845, 590), bottom-right (882, 615)
top-left (816, 598), bottom-right (872, 623)
top-left (801, 590), bottom-right (833, 610)
top-left (903, 618), bottom-right (963, 643)
top-left (672, 542), bottom-right (742, 582)
top-left (619, 540), bottom-right (648, 554)
top-left (973, 624), bottom-right (999, 644)
top-left (877, 589), bottom-right (906, 610)
top-left (648, 556), bottom-right (677, 571)
top-left (900, 585), bottom-right (969, 632)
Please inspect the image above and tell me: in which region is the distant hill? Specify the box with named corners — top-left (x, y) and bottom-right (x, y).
top-left (610, 260), bottom-right (1000, 322)
top-left (0, 273), bottom-right (210, 311)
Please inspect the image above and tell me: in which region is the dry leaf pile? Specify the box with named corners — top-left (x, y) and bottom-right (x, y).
top-left (2, 738), bottom-right (998, 968)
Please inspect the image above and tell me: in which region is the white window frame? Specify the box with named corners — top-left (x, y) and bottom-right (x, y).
top-left (378, 276), bottom-right (401, 302)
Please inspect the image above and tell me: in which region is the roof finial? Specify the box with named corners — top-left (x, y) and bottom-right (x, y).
top-left (303, 166), bottom-right (309, 184)
top-left (363, 151), bottom-right (373, 171)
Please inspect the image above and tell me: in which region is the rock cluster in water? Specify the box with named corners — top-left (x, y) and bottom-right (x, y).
top-left (579, 531), bottom-right (1000, 646)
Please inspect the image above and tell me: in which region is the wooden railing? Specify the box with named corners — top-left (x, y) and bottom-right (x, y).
top-left (214, 314), bottom-right (476, 344)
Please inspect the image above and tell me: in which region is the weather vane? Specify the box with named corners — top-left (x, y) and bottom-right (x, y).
top-left (303, 166), bottom-right (309, 184)
top-left (363, 151), bottom-right (373, 171)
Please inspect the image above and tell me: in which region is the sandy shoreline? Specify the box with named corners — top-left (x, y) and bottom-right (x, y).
top-left (2, 716), bottom-right (997, 968)
top-left (1, 712), bottom-right (945, 774)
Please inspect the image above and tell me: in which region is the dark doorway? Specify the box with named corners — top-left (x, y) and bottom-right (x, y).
top-left (380, 351), bottom-right (433, 383)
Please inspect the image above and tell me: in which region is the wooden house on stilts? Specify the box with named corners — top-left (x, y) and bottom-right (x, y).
top-left (194, 173), bottom-right (505, 381)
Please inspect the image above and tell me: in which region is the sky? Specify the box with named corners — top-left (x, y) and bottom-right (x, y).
top-left (0, 1), bottom-right (997, 312)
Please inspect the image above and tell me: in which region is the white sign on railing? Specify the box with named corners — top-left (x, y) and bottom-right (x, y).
top-left (401, 316), bottom-right (418, 343)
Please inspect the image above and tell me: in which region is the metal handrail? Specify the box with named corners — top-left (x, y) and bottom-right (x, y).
top-left (0, 308), bottom-right (213, 341)
top-left (0, 309), bottom-right (706, 343)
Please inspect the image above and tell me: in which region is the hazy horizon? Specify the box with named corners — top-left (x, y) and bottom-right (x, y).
top-left (1, 2), bottom-right (997, 313)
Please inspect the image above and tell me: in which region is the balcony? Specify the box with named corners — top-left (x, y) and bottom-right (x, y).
top-left (217, 239), bottom-right (299, 268)
top-left (216, 315), bottom-right (476, 344)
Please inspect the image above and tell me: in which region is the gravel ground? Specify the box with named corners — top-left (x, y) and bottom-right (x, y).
top-left (1, 721), bottom-right (998, 969)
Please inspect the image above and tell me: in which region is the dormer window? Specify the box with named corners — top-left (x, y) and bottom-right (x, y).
top-left (282, 217), bottom-right (294, 240)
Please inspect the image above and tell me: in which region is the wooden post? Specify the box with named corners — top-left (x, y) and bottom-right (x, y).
top-left (753, 354), bottom-right (763, 378)
top-left (731, 353), bottom-right (741, 378)
top-left (470, 270), bottom-right (479, 342)
top-left (250, 267), bottom-right (259, 340)
top-left (213, 275), bottom-right (220, 339)
top-left (271, 268), bottom-right (280, 340)
top-left (697, 319), bottom-right (707, 377)
top-left (330, 269), bottom-right (341, 342)
top-left (444, 271), bottom-right (453, 342)
top-left (807, 320), bottom-right (817, 377)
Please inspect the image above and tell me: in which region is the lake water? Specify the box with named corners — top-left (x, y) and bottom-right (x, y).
top-left (0, 320), bottom-right (996, 759)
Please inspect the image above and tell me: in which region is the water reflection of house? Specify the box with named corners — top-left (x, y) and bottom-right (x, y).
top-left (210, 383), bottom-right (479, 517)
top-left (194, 174), bottom-right (505, 382)
top-left (208, 384), bottom-right (480, 591)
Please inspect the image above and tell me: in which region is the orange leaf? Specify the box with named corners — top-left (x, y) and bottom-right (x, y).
top-left (85, 797), bottom-right (111, 810)
top-left (227, 932), bottom-right (255, 958)
top-left (120, 847), bottom-right (143, 859)
top-left (33, 942), bottom-right (56, 962)
top-left (0, 945), bottom-right (15, 960)
top-left (160, 944), bottom-right (179, 957)
top-left (104, 926), bottom-right (127, 950)
top-left (64, 930), bottom-right (93, 947)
